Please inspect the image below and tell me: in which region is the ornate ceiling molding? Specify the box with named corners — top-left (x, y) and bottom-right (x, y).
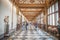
top-left (18, 0), bottom-right (45, 4)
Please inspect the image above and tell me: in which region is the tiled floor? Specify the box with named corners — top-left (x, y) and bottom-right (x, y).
top-left (8, 24), bottom-right (58, 40)
top-left (9, 29), bottom-right (58, 40)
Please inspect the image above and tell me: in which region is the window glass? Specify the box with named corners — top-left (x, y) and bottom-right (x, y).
top-left (42, 19), bottom-right (43, 24)
top-left (52, 14), bottom-right (55, 25)
top-left (37, 17), bottom-right (41, 24)
top-left (50, 7), bottom-right (51, 13)
top-left (48, 16), bottom-right (50, 25)
top-left (55, 2), bottom-right (58, 11)
top-left (41, 13), bottom-right (44, 18)
top-left (52, 5), bottom-right (54, 13)
top-left (41, 19), bottom-right (42, 24)
top-left (48, 8), bottom-right (50, 14)
top-left (40, 18), bottom-right (43, 24)
top-left (56, 13), bottom-right (59, 25)
top-left (50, 15), bottom-right (53, 25)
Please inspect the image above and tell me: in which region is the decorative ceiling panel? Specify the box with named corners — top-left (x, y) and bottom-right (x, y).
top-left (10, 0), bottom-right (46, 8)
top-left (19, 0), bottom-right (45, 4)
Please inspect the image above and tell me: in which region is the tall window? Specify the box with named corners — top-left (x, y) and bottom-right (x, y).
top-left (36, 13), bottom-right (44, 24)
top-left (55, 12), bottom-right (59, 25)
top-left (36, 15), bottom-right (41, 24)
top-left (48, 1), bottom-right (58, 26)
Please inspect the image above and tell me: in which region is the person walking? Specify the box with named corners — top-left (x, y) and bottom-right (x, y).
top-left (26, 22), bottom-right (28, 30)
top-left (35, 23), bottom-right (38, 31)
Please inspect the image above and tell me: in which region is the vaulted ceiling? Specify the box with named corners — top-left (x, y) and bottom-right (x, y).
top-left (10, 0), bottom-right (56, 21)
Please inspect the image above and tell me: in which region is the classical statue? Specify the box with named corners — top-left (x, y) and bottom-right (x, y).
top-left (4, 16), bottom-right (9, 24)
top-left (4, 16), bottom-right (9, 36)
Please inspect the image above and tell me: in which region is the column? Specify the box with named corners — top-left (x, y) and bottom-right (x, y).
top-left (58, 0), bottom-right (60, 18)
top-left (44, 7), bottom-right (48, 31)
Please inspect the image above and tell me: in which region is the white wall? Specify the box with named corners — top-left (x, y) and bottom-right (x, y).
top-left (0, 0), bottom-right (17, 35)
top-left (22, 16), bottom-right (25, 22)
top-left (13, 6), bottom-right (17, 29)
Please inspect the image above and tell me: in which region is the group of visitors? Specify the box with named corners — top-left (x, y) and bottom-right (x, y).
top-left (22, 22), bottom-right (28, 31)
top-left (22, 22), bottom-right (38, 31)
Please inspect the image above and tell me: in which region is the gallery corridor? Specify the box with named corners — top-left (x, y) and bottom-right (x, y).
top-left (0, 0), bottom-right (60, 40)
top-left (7, 24), bottom-right (57, 40)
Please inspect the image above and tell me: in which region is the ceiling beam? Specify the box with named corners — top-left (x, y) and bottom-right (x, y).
top-left (18, 4), bottom-right (45, 8)
top-left (20, 9), bottom-right (42, 12)
top-left (21, 11), bottom-right (42, 12)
